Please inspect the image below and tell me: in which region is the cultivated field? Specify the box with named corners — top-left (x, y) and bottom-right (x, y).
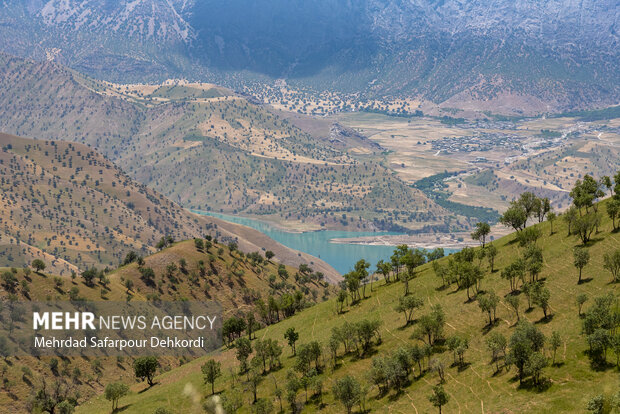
top-left (337, 112), bottom-right (620, 213)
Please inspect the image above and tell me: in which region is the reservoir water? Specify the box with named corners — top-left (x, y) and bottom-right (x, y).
top-left (194, 211), bottom-right (450, 275)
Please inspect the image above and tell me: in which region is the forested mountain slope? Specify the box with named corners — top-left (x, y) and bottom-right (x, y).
top-left (0, 133), bottom-right (340, 280)
top-left (0, 53), bottom-right (458, 232)
top-left (79, 195), bottom-right (620, 413)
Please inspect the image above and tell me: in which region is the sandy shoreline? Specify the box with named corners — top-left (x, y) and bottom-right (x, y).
top-left (329, 227), bottom-right (512, 250)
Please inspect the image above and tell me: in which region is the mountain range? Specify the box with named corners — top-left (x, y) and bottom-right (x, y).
top-left (1, 0), bottom-right (618, 112)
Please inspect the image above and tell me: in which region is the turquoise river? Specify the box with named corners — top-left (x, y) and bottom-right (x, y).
top-left (195, 211), bottom-right (454, 275)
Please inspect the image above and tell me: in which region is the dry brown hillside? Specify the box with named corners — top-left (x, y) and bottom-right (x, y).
top-left (0, 133), bottom-right (340, 281)
top-left (0, 53), bottom-right (456, 233)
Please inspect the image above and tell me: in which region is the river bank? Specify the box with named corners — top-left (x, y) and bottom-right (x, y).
top-left (331, 226), bottom-right (513, 250)
top-left (194, 210), bottom-right (408, 274)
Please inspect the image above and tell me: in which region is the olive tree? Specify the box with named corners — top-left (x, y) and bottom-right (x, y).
top-left (133, 356), bottom-right (158, 387)
top-left (104, 382), bottom-right (129, 412)
top-left (573, 247), bottom-right (590, 283)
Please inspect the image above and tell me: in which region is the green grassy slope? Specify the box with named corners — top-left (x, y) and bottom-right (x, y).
top-left (78, 199), bottom-right (620, 413)
top-left (0, 238), bottom-right (330, 413)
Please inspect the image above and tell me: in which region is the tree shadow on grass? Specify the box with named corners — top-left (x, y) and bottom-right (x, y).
top-left (236, 276), bottom-right (247, 288)
top-left (433, 338), bottom-right (447, 348)
top-left (586, 353), bottom-right (616, 372)
top-left (490, 367), bottom-right (507, 378)
top-left (396, 319), bottom-right (418, 331)
top-left (352, 347), bottom-right (379, 361)
top-left (578, 277), bottom-right (593, 285)
top-left (581, 237), bottom-right (604, 247)
top-left (450, 361), bottom-right (471, 372)
top-left (143, 278), bottom-right (156, 289)
top-left (269, 364), bottom-right (284, 374)
top-left (137, 383), bottom-right (158, 393)
top-left (463, 296), bottom-right (477, 304)
top-left (308, 393), bottom-right (326, 409)
top-left (535, 314), bottom-right (554, 324)
top-left (387, 389), bottom-right (404, 403)
top-left (507, 238), bottom-right (519, 246)
top-left (517, 377), bottom-right (552, 393)
top-left (457, 362), bottom-right (471, 372)
top-left (373, 388), bottom-right (389, 400)
top-left (113, 404), bottom-right (132, 413)
top-left (481, 319), bottom-right (500, 335)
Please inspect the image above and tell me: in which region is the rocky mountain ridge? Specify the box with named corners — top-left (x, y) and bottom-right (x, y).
top-left (1, 1), bottom-right (618, 113)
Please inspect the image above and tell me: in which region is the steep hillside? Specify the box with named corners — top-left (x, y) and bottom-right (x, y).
top-left (0, 238), bottom-right (330, 323)
top-left (0, 53), bottom-right (457, 232)
top-left (0, 133), bottom-right (340, 280)
top-left (0, 237), bottom-right (331, 413)
top-left (79, 198), bottom-right (620, 413)
top-left (108, 239), bottom-right (332, 311)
